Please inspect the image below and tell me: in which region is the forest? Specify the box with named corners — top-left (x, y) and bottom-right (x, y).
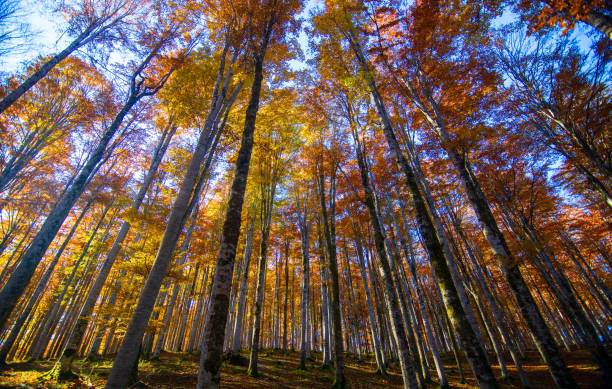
top-left (0, 0), bottom-right (610, 388)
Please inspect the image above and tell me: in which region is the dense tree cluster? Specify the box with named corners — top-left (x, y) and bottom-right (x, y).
top-left (0, 1), bottom-right (610, 388)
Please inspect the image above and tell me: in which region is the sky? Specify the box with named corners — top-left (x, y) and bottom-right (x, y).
top-left (1, 0), bottom-right (69, 73)
top-left (2, 0), bottom-right (597, 76)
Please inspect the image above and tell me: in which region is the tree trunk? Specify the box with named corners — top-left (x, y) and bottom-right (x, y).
top-left (298, 199), bottom-right (312, 368)
top-left (317, 170), bottom-right (347, 388)
top-left (0, 20), bottom-right (111, 114)
top-left (230, 219), bottom-right (255, 354)
top-left (195, 19), bottom-right (274, 386)
top-left (188, 266), bottom-right (209, 352)
top-left (0, 45), bottom-right (171, 331)
top-left (103, 39), bottom-right (238, 389)
top-left (57, 125), bottom-right (176, 373)
top-left (343, 29), bottom-right (497, 389)
top-left (0, 89), bottom-right (139, 329)
top-left (0, 197), bottom-right (94, 364)
top-left (283, 241), bottom-right (289, 353)
top-left (352, 133), bottom-right (419, 389)
top-left (353, 232), bottom-right (386, 374)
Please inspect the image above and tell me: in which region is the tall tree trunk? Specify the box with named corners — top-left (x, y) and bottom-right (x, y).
top-left (0, 197), bottom-right (94, 364)
top-left (57, 124), bottom-right (176, 375)
top-left (188, 266), bottom-right (210, 353)
top-left (40, 200), bottom-right (113, 362)
top-left (343, 29), bottom-right (497, 389)
top-left (352, 132), bottom-right (419, 389)
top-left (390, 199), bottom-right (448, 388)
top-left (195, 18), bottom-right (274, 387)
top-left (317, 169), bottom-right (347, 388)
top-left (297, 194), bottom-right (312, 368)
top-left (0, 49), bottom-right (167, 330)
top-left (230, 219), bottom-right (255, 355)
top-left (151, 201), bottom-right (200, 359)
top-left (353, 231), bottom-right (386, 374)
top-left (283, 240), bottom-right (289, 353)
top-left (317, 222), bottom-right (332, 366)
top-left (0, 14), bottom-right (125, 115)
top-left (104, 40), bottom-right (237, 389)
top-left (450, 212), bottom-right (530, 387)
top-left (405, 53), bottom-right (579, 386)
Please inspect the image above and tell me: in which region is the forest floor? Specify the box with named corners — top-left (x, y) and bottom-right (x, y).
top-left (0, 348), bottom-right (605, 388)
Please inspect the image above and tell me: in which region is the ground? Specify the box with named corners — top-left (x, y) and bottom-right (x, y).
top-left (0, 349), bottom-right (605, 388)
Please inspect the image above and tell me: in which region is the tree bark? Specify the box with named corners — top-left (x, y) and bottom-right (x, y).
top-left (343, 29), bottom-right (498, 389)
top-left (297, 194), bottom-right (312, 368)
top-left (104, 40), bottom-right (236, 389)
top-left (0, 47), bottom-right (167, 330)
top-left (317, 169), bottom-right (347, 388)
top-left (0, 14), bottom-right (124, 115)
top-left (195, 19), bottom-right (274, 387)
top-left (230, 219), bottom-right (255, 354)
top-left (57, 124), bottom-right (175, 374)
top-left (353, 231), bottom-right (386, 374)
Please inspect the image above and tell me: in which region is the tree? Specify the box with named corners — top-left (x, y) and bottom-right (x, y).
top-left (104, 21), bottom-right (240, 389)
top-left (0, 35), bottom-right (181, 331)
top-left (195, 1), bottom-right (300, 387)
top-left (0, 0), bottom-right (140, 114)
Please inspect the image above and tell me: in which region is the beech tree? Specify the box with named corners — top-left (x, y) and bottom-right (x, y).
top-left (0, 1), bottom-right (610, 389)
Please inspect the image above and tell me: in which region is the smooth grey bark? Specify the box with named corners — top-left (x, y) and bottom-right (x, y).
top-left (248, 202), bottom-right (275, 377)
top-left (230, 219), bottom-right (254, 354)
top-left (353, 231), bottom-right (386, 374)
top-left (382, 213), bottom-right (425, 388)
top-left (353, 137), bottom-right (418, 389)
top-left (104, 38), bottom-right (238, 389)
top-left (248, 106), bottom-right (281, 372)
top-left (188, 266), bottom-right (209, 352)
top-left (447, 206), bottom-right (531, 387)
top-left (283, 241), bottom-right (289, 353)
top-left (195, 17), bottom-right (274, 387)
top-left (400, 23), bottom-right (579, 386)
top-left (391, 200), bottom-right (447, 387)
top-left (0, 197), bottom-right (94, 364)
top-left (561, 233), bottom-right (612, 315)
top-left (342, 243), bottom-right (361, 360)
top-left (36, 199), bottom-right (113, 360)
top-left (380, 198), bottom-right (427, 386)
top-left (290, 268), bottom-right (296, 351)
top-left (317, 169), bottom-right (347, 388)
top-left (0, 219), bottom-right (36, 286)
top-left (0, 49), bottom-right (169, 330)
top-left (499, 196), bottom-right (612, 382)
top-left (317, 225), bottom-right (332, 366)
top-left (87, 274), bottom-right (121, 358)
top-left (502, 193), bottom-right (608, 351)
top-left (248, 203), bottom-right (276, 368)
top-left (435, 112), bottom-right (576, 389)
top-left (223, 249), bottom-right (242, 352)
top-left (52, 203), bottom-right (118, 359)
top-left (56, 124), bottom-right (176, 373)
top-left (365, 247), bottom-right (389, 367)
top-left (343, 28), bottom-right (497, 389)
top-left (404, 151), bottom-right (489, 359)
top-left (296, 193), bottom-right (312, 368)
top-left (152, 199), bottom-right (200, 358)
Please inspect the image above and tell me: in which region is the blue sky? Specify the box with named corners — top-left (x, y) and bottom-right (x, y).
top-left (3, 0), bottom-right (596, 75)
top-left (1, 0), bottom-right (69, 72)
